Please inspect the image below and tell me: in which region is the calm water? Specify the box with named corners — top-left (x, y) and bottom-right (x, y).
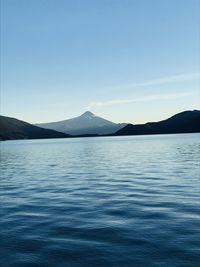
top-left (0, 134), bottom-right (200, 267)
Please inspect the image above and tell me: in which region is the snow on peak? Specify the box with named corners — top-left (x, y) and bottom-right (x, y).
top-left (81, 111), bottom-right (95, 117)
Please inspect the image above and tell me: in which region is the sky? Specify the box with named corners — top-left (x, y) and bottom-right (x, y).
top-left (1, 0), bottom-right (200, 124)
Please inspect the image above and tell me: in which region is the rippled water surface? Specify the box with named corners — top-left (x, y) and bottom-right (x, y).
top-left (0, 134), bottom-right (200, 267)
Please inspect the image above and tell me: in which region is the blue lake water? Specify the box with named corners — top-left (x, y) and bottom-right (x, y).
top-left (0, 134), bottom-right (200, 267)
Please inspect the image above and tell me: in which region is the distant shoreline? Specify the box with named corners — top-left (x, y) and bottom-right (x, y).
top-left (1, 110), bottom-right (200, 141)
top-left (1, 131), bottom-right (200, 142)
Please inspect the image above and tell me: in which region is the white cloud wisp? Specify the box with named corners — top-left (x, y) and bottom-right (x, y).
top-left (114, 72), bottom-right (200, 90)
top-left (87, 92), bottom-right (193, 110)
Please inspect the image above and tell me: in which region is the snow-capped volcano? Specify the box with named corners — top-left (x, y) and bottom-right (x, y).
top-left (36, 111), bottom-right (127, 135)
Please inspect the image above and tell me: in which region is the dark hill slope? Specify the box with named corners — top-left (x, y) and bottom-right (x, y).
top-left (0, 115), bottom-right (70, 140)
top-left (115, 110), bottom-right (200, 136)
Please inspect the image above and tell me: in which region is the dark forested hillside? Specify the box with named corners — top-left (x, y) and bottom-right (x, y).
top-left (0, 116), bottom-right (70, 140)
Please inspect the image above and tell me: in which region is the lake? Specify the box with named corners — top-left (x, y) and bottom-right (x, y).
top-left (0, 134), bottom-right (200, 267)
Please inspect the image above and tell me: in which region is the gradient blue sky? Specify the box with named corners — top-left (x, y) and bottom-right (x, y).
top-left (1, 0), bottom-right (200, 124)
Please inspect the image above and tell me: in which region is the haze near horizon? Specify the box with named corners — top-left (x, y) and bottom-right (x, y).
top-left (1, 0), bottom-right (200, 124)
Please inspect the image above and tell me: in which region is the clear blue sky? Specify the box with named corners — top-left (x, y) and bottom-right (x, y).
top-left (1, 0), bottom-right (200, 123)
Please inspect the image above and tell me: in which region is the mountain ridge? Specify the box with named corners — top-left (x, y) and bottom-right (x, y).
top-left (0, 115), bottom-right (70, 141)
top-left (1, 110), bottom-right (199, 141)
top-left (36, 111), bottom-right (127, 135)
top-left (114, 110), bottom-right (200, 136)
